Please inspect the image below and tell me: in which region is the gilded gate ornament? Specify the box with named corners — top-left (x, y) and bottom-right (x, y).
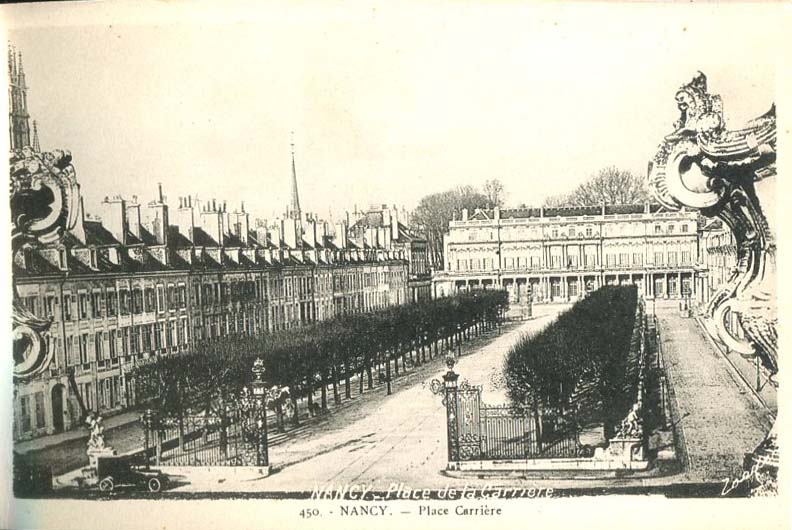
top-left (10, 147), bottom-right (80, 381)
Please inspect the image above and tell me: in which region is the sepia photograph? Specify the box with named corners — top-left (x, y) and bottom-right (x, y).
top-left (1, 1), bottom-right (789, 529)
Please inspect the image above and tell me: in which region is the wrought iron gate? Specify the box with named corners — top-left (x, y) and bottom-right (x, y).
top-left (443, 370), bottom-right (582, 462)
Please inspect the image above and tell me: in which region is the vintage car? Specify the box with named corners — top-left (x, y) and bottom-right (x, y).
top-left (95, 455), bottom-right (170, 493)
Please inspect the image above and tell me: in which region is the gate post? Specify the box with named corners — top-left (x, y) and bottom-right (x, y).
top-left (443, 356), bottom-right (460, 463)
top-left (250, 358), bottom-right (270, 468)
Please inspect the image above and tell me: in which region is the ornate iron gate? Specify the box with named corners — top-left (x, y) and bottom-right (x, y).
top-left (440, 360), bottom-right (582, 462)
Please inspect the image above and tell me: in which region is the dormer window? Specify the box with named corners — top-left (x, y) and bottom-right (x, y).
top-left (90, 249), bottom-right (98, 269)
top-left (58, 249), bottom-right (67, 269)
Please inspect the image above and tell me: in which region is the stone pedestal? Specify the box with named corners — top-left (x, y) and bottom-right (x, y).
top-left (595, 437), bottom-right (646, 469)
top-left (81, 447), bottom-right (117, 487)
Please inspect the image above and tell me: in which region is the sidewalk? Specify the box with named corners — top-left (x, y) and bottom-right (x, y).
top-left (696, 315), bottom-right (777, 416)
top-left (15, 409), bottom-right (142, 455)
top-left (656, 307), bottom-right (773, 481)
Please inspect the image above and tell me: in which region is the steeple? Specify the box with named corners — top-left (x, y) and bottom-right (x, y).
top-left (7, 44), bottom-right (31, 150)
top-left (289, 132), bottom-right (302, 221)
top-left (32, 121), bottom-right (40, 152)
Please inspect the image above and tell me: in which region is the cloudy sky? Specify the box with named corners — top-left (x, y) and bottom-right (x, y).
top-left (2, 1), bottom-right (784, 222)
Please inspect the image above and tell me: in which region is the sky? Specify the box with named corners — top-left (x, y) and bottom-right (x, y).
top-left (1, 1), bottom-right (785, 224)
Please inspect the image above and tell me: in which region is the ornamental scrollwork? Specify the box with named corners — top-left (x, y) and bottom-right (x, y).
top-left (648, 72), bottom-right (776, 377)
top-left (648, 71), bottom-right (777, 492)
top-left (10, 147), bottom-right (80, 381)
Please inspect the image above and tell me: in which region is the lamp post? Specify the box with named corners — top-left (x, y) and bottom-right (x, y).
top-left (250, 358), bottom-right (269, 468)
top-left (456, 324), bottom-right (462, 356)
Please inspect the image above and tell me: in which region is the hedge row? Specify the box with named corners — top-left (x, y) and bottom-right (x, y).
top-left (504, 286), bottom-right (639, 436)
top-left (131, 290), bottom-right (509, 426)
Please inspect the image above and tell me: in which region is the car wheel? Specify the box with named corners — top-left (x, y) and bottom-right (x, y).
top-left (99, 477), bottom-right (114, 492)
top-left (147, 477), bottom-right (162, 493)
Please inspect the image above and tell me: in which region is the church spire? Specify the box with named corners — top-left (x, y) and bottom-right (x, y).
top-left (32, 121), bottom-right (40, 152)
top-left (289, 132), bottom-right (302, 221)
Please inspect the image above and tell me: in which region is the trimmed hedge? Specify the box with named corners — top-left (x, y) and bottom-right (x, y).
top-left (504, 286), bottom-right (638, 436)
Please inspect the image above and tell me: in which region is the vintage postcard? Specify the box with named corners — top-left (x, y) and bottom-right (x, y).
top-left (1, 1), bottom-right (789, 529)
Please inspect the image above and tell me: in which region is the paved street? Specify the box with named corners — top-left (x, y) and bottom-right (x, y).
top-left (656, 304), bottom-right (774, 481)
top-left (157, 308), bottom-right (565, 493)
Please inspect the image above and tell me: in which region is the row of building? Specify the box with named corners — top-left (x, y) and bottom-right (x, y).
top-left (9, 46), bottom-right (431, 440)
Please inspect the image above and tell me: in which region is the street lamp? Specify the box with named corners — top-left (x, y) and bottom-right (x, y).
top-left (456, 324), bottom-right (462, 356)
top-left (250, 358), bottom-right (269, 468)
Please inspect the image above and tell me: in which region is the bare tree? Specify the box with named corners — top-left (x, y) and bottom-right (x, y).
top-left (543, 167), bottom-right (648, 207)
top-left (483, 179), bottom-right (506, 208)
top-left (411, 185), bottom-right (488, 269)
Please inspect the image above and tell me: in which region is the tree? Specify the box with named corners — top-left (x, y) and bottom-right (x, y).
top-left (483, 179), bottom-right (506, 208)
top-left (542, 166), bottom-right (648, 207)
top-left (411, 185), bottom-right (488, 269)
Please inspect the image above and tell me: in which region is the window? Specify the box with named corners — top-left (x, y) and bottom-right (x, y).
top-left (65, 336), bottom-right (75, 366)
top-left (79, 334), bottom-right (89, 364)
top-left (119, 289), bottom-right (130, 315)
top-left (79, 293), bottom-right (89, 319)
top-left (167, 285), bottom-right (176, 309)
top-left (63, 294), bottom-right (72, 320)
top-left (132, 288), bottom-right (143, 314)
top-left (44, 295), bottom-right (56, 318)
top-left (157, 285), bottom-right (165, 312)
top-left (154, 322), bottom-right (163, 349)
top-left (654, 252), bottom-right (664, 266)
top-left (166, 320), bottom-right (174, 348)
top-left (569, 227), bottom-right (575, 237)
top-left (95, 332), bottom-right (104, 361)
top-left (34, 392), bottom-right (45, 429)
top-left (668, 251), bottom-right (678, 266)
top-left (145, 288), bottom-right (156, 312)
top-left (177, 319), bottom-right (185, 346)
top-left (108, 329), bottom-right (117, 359)
top-left (654, 225), bottom-right (662, 234)
top-left (92, 292), bottom-right (103, 318)
top-left (551, 228), bottom-right (558, 238)
top-left (586, 227), bottom-right (593, 237)
top-left (682, 251), bottom-right (691, 265)
top-left (142, 324), bottom-right (152, 352)
top-left (20, 395), bottom-right (31, 432)
top-left (58, 249), bottom-right (67, 269)
top-left (667, 224), bottom-right (675, 234)
top-left (681, 224), bottom-right (689, 233)
top-left (106, 290), bottom-right (117, 317)
top-left (632, 253), bottom-right (643, 266)
top-left (606, 254), bottom-right (617, 267)
top-left (130, 326), bottom-right (139, 354)
top-left (178, 285), bottom-right (187, 308)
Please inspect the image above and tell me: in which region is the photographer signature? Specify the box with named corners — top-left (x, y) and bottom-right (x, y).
top-left (721, 463), bottom-right (762, 496)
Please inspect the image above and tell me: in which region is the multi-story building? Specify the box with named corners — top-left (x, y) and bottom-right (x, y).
top-left (432, 204), bottom-right (699, 303)
top-left (348, 204), bottom-right (431, 302)
top-left (9, 48), bottom-right (408, 440)
top-left (12, 186), bottom-right (409, 441)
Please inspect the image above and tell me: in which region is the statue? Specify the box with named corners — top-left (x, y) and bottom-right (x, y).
top-left (86, 413), bottom-right (106, 451)
top-left (648, 72), bottom-right (777, 489)
top-left (10, 147), bottom-right (80, 381)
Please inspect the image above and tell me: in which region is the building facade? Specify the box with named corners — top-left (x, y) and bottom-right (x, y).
top-left (432, 204), bottom-right (699, 303)
top-left (12, 190), bottom-right (409, 441)
top-left (348, 204), bottom-right (431, 302)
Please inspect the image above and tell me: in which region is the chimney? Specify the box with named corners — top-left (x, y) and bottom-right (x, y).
top-left (282, 218), bottom-right (298, 248)
top-left (391, 206), bottom-right (399, 241)
top-left (235, 210), bottom-right (250, 245)
top-left (145, 186), bottom-right (169, 246)
top-left (199, 208), bottom-right (222, 245)
top-left (334, 221), bottom-right (348, 249)
top-left (494, 206), bottom-right (500, 221)
top-left (126, 200), bottom-right (141, 240)
top-left (303, 217), bottom-right (316, 248)
top-left (100, 196), bottom-right (127, 244)
top-left (462, 208), bottom-right (469, 221)
top-left (175, 196), bottom-right (196, 244)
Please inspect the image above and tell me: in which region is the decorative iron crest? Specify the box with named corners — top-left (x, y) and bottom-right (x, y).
top-left (10, 147), bottom-right (80, 381)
